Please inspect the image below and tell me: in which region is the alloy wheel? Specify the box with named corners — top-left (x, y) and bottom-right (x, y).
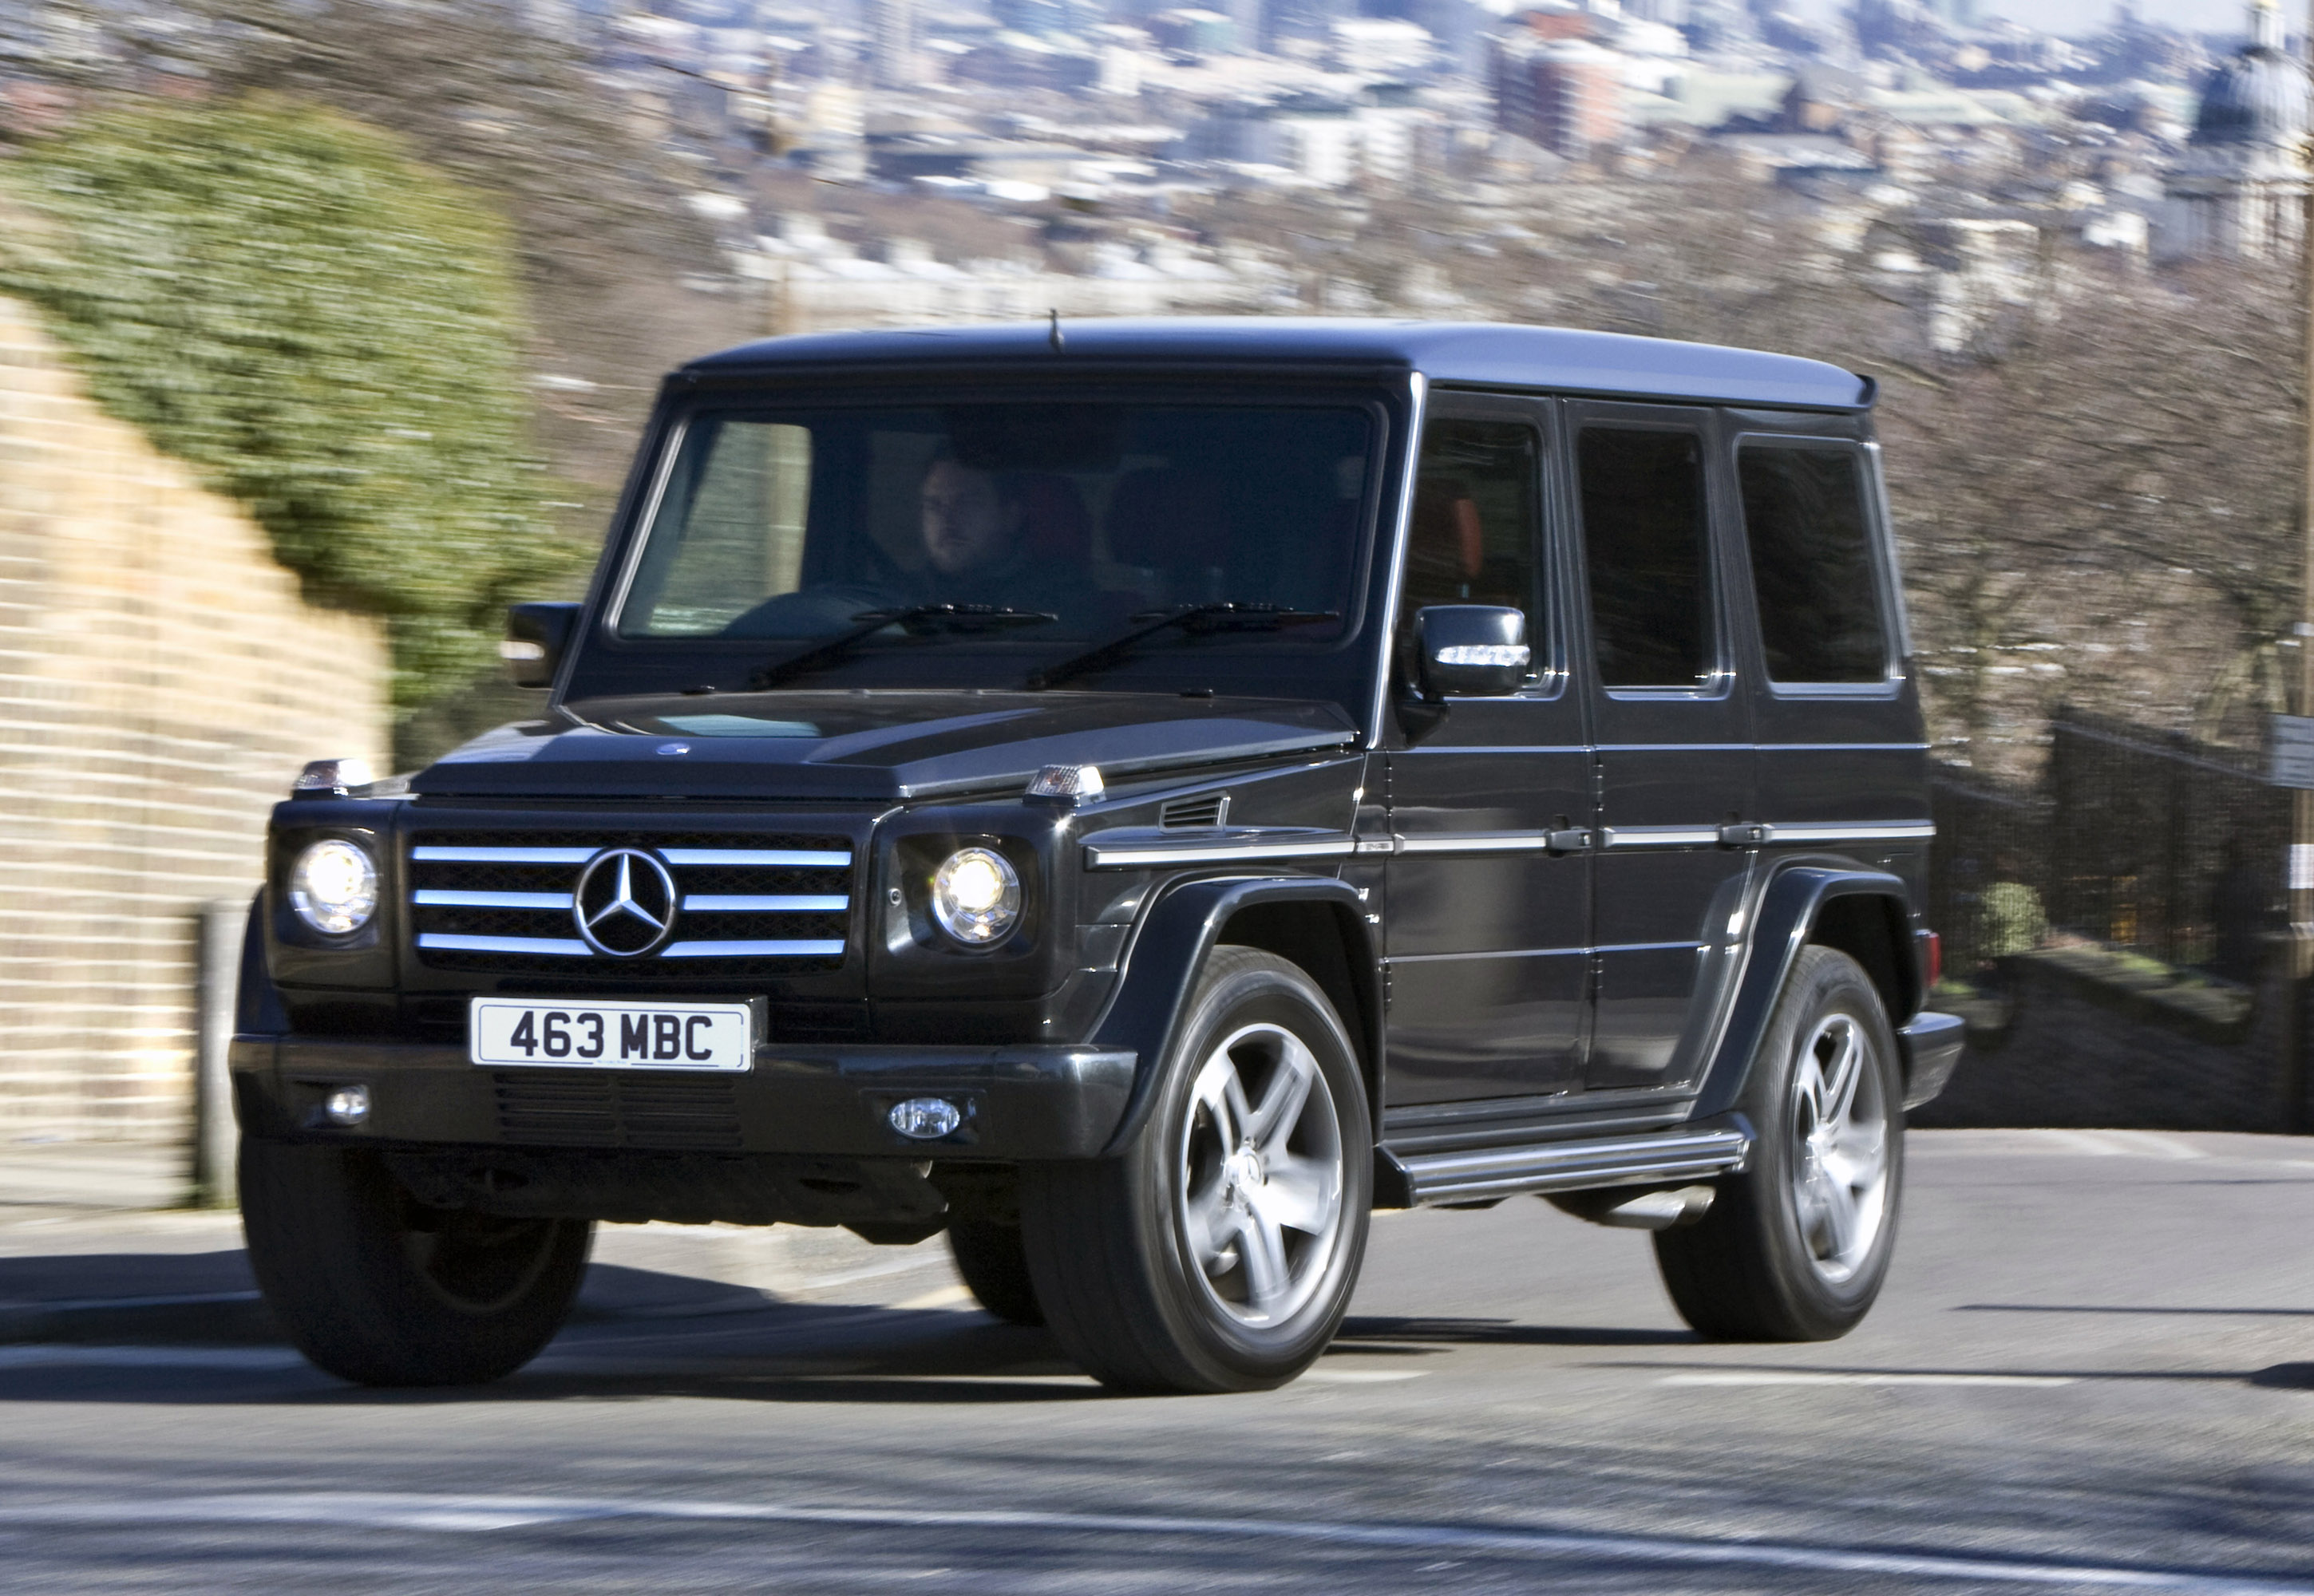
top-left (1177, 1021), bottom-right (1346, 1328)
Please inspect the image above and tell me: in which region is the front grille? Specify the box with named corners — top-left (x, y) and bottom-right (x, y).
top-left (492, 1072), bottom-right (742, 1150)
top-left (409, 828), bottom-right (853, 977)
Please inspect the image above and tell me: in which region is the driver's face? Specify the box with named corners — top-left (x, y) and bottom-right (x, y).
top-left (921, 460), bottom-right (1021, 577)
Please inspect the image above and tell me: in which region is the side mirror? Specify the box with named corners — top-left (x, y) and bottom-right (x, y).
top-left (1411, 605), bottom-right (1530, 701)
top-left (503, 602), bottom-right (580, 689)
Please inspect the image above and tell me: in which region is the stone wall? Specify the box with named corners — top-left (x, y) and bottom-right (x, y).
top-left (0, 295), bottom-right (390, 1145)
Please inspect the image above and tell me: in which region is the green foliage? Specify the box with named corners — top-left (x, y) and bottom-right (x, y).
top-left (1981, 881), bottom-right (2048, 960)
top-left (0, 95), bottom-right (585, 711)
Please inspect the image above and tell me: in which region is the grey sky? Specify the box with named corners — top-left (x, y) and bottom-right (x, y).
top-left (1792, 0), bottom-right (2242, 36)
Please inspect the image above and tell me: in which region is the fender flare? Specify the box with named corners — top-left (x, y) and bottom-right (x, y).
top-left (1689, 863), bottom-right (1916, 1120)
top-left (1088, 874), bottom-right (1380, 1156)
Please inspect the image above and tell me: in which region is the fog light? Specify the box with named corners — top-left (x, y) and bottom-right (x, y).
top-left (323, 1084), bottom-right (370, 1127)
top-left (889, 1096), bottom-right (963, 1140)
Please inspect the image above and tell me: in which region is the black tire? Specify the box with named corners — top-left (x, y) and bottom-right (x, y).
top-left (1018, 946), bottom-right (1372, 1393)
top-left (1654, 946), bottom-right (1905, 1341)
top-left (240, 1138), bottom-right (592, 1387)
top-left (947, 1219), bottom-right (1044, 1326)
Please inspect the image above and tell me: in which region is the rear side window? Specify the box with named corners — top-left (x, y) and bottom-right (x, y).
top-left (1577, 428), bottom-right (1712, 688)
top-left (1404, 417), bottom-right (1542, 660)
top-left (1738, 445), bottom-right (1889, 685)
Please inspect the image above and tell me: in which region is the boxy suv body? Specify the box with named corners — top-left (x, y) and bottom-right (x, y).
top-left (235, 320), bottom-right (1964, 1392)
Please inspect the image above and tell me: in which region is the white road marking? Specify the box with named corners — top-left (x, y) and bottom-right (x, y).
top-left (1300, 1368), bottom-right (1429, 1385)
top-left (0, 1492), bottom-right (2300, 1593)
top-left (1659, 1372), bottom-right (2075, 1389)
top-left (2042, 1132), bottom-right (2134, 1157)
top-left (0, 1346), bottom-right (306, 1372)
top-left (2101, 1132), bottom-right (2209, 1161)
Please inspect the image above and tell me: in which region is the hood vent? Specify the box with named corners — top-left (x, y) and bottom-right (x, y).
top-left (1160, 792), bottom-right (1230, 830)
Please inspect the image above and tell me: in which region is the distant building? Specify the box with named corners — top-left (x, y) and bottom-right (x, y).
top-left (2162, 0), bottom-right (2310, 260)
top-left (871, 0), bottom-right (917, 87)
top-left (1491, 30), bottom-right (1625, 160)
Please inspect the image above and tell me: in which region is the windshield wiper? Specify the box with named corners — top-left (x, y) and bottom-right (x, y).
top-left (748, 604), bottom-right (1057, 691)
top-left (1026, 602), bottom-right (1338, 691)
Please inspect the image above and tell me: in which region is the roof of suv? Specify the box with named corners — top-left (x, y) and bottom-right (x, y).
top-left (679, 318), bottom-right (1873, 412)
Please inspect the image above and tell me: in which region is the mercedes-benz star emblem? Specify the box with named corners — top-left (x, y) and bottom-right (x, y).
top-left (573, 847), bottom-right (678, 957)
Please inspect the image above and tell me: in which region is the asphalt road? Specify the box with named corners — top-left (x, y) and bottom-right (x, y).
top-left (0, 1128), bottom-right (2311, 1594)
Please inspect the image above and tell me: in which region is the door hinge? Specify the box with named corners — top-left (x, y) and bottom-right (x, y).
top-left (1547, 827), bottom-right (1594, 854)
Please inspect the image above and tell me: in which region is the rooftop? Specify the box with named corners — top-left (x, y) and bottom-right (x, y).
top-left (681, 318), bottom-right (1874, 410)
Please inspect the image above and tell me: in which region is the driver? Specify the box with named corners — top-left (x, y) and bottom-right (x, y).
top-left (921, 455), bottom-right (1024, 587)
top-left (916, 452), bottom-right (1094, 618)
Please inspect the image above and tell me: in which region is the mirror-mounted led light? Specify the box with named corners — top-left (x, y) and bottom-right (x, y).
top-left (1026, 763), bottom-right (1104, 804)
top-left (292, 757), bottom-right (375, 799)
top-left (930, 846), bottom-right (1022, 945)
top-left (290, 839), bottom-right (378, 936)
top-left (498, 639), bottom-right (547, 662)
top-left (1434, 644), bottom-right (1531, 669)
top-left (322, 1084), bottom-right (370, 1127)
top-left (888, 1096), bottom-right (963, 1139)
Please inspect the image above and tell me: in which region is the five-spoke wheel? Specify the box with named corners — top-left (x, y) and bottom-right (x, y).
top-left (1654, 945), bottom-right (1905, 1341)
top-left (1018, 946), bottom-right (1371, 1393)
top-left (1179, 1021), bottom-right (1346, 1329)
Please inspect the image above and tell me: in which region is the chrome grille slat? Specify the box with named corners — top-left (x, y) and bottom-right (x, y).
top-left (409, 827), bottom-right (855, 974)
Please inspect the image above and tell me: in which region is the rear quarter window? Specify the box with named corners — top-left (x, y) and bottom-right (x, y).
top-left (1736, 444), bottom-right (1889, 686)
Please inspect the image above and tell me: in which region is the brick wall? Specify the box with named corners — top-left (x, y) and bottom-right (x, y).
top-left (0, 295), bottom-right (390, 1145)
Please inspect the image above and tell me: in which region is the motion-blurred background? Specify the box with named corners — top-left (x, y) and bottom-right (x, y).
top-left (0, 0), bottom-right (2304, 1186)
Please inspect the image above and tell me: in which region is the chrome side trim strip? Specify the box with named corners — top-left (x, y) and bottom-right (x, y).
top-left (662, 939), bottom-right (846, 958)
top-left (1767, 821), bottom-right (1935, 843)
top-left (413, 890), bottom-right (573, 911)
top-left (1601, 826), bottom-right (1721, 848)
top-left (681, 895), bottom-right (848, 913)
top-left (411, 846), bottom-right (595, 864)
top-left (1083, 833), bottom-right (1357, 869)
top-left (1400, 1128), bottom-right (1751, 1204)
top-left (1394, 832), bottom-right (1553, 855)
top-left (660, 848), bottom-right (852, 867)
top-left (416, 932), bottom-right (590, 956)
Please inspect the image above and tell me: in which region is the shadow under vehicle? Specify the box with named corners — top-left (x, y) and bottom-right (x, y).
top-left (232, 319), bottom-right (1963, 1393)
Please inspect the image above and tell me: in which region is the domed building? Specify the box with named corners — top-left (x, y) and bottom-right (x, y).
top-left (2165, 0), bottom-right (2311, 260)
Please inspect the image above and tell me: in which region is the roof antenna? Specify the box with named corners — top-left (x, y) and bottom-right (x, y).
top-left (1048, 307), bottom-right (1065, 353)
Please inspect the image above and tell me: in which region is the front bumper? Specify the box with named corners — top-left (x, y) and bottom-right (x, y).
top-left (231, 1034), bottom-right (1138, 1161)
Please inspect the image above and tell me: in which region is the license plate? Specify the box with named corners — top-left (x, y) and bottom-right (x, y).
top-left (469, 998), bottom-right (754, 1072)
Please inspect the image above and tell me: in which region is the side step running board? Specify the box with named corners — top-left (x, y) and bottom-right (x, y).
top-left (1389, 1125), bottom-right (1751, 1207)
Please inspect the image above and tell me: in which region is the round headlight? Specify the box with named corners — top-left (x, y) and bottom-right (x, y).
top-left (291, 839), bottom-right (378, 936)
top-left (930, 847), bottom-right (1021, 946)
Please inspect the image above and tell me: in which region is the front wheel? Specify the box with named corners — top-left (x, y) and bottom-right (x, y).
top-left (241, 1138), bottom-right (592, 1386)
top-left (1019, 946), bottom-right (1372, 1393)
top-left (1653, 945), bottom-right (1904, 1341)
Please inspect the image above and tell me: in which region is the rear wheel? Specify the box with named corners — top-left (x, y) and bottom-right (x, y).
top-left (1653, 946), bottom-right (1904, 1341)
top-left (947, 1219), bottom-right (1043, 1325)
top-left (240, 1138), bottom-right (591, 1386)
top-left (1019, 946), bottom-right (1371, 1393)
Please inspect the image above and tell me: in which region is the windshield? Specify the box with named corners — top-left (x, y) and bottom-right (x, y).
top-left (614, 398), bottom-right (1376, 650)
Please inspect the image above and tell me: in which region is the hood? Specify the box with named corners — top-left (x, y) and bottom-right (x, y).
top-left (410, 690), bottom-right (1361, 802)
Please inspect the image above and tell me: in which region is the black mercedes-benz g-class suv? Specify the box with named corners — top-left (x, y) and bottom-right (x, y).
top-left (234, 318), bottom-right (1963, 1393)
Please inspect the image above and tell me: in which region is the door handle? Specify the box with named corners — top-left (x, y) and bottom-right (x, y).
top-left (1547, 828), bottom-right (1594, 854)
top-left (1718, 822), bottom-right (1771, 847)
